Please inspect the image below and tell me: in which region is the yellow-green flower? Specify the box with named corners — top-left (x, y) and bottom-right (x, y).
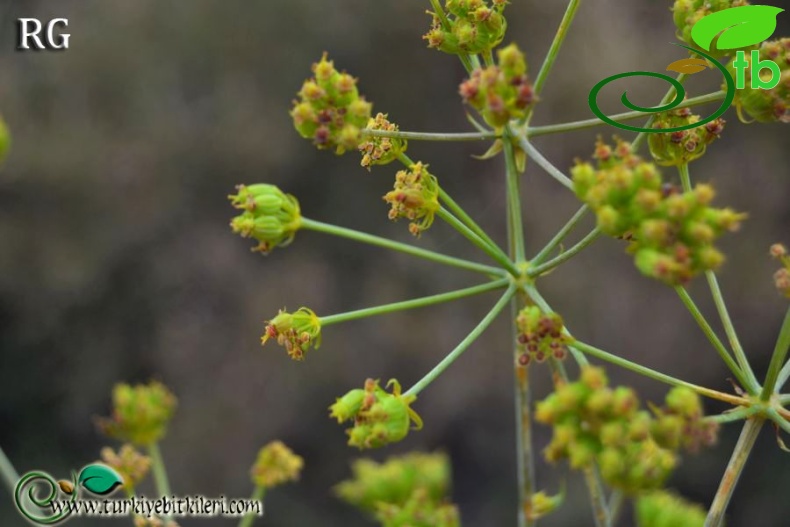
top-left (100, 444), bottom-right (151, 490)
top-left (648, 108), bottom-right (725, 166)
top-left (96, 381), bottom-right (177, 447)
top-left (383, 162), bottom-right (440, 237)
top-left (261, 307), bottom-right (322, 361)
top-left (250, 441), bottom-right (304, 489)
top-left (359, 113), bottom-right (408, 169)
top-left (424, 0), bottom-right (508, 56)
top-left (772, 243), bottom-right (790, 298)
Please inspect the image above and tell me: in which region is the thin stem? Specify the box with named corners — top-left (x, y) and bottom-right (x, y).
top-left (569, 340), bottom-right (747, 407)
top-left (704, 418), bottom-right (764, 527)
top-left (300, 218), bottom-right (505, 277)
top-left (608, 490), bottom-right (625, 527)
top-left (678, 164), bottom-right (760, 393)
top-left (404, 285), bottom-right (515, 397)
top-left (531, 205), bottom-right (589, 267)
top-left (484, 48), bottom-right (495, 67)
top-left (321, 278), bottom-right (510, 325)
top-left (583, 465), bottom-right (611, 527)
top-left (361, 128), bottom-right (497, 142)
top-left (238, 485), bottom-right (266, 527)
top-left (532, 0), bottom-right (582, 100)
top-left (761, 306), bottom-right (790, 400)
top-left (706, 406), bottom-right (760, 425)
top-left (526, 90), bottom-right (726, 137)
top-left (527, 227), bottom-right (601, 278)
top-left (516, 136), bottom-right (575, 190)
top-left (776, 360), bottom-right (790, 393)
top-left (675, 287), bottom-right (752, 392)
top-left (503, 128), bottom-right (527, 262)
top-left (706, 271), bottom-right (761, 391)
top-left (437, 207), bottom-right (520, 276)
top-left (779, 392), bottom-right (790, 405)
top-left (631, 73), bottom-right (688, 151)
top-left (397, 152), bottom-right (503, 253)
top-left (513, 290), bottom-right (535, 527)
top-left (0, 445), bottom-right (19, 498)
top-left (148, 443), bottom-right (173, 520)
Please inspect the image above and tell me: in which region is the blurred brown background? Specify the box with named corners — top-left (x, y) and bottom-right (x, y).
top-left (1, 1), bottom-right (789, 525)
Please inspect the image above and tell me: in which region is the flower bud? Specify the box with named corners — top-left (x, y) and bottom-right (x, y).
top-left (515, 306), bottom-right (573, 363)
top-left (96, 381), bottom-right (177, 446)
top-left (250, 440), bottom-right (304, 489)
top-left (359, 113), bottom-right (408, 169)
top-left (525, 489), bottom-right (564, 521)
top-left (261, 307), bottom-right (322, 360)
top-left (100, 445), bottom-right (151, 489)
top-left (771, 243), bottom-right (790, 298)
top-left (383, 162), bottom-right (441, 237)
top-left (458, 43), bottom-right (535, 129)
top-left (291, 53), bottom-right (373, 154)
top-left (228, 184), bottom-right (301, 254)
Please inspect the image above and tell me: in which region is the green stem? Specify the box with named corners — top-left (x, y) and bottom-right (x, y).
top-left (761, 306), bottom-right (790, 400)
top-left (675, 287), bottom-right (751, 392)
top-left (238, 485), bottom-right (266, 527)
top-left (0, 445), bottom-right (19, 498)
top-left (527, 227), bottom-right (601, 278)
top-left (321, 278), bottom-right (510, 325)
top-left (775, 361), bottom-right (790, 393)
top-left (404, 285), bottom-right (515, 397)
top-left (608, 490), bottom-right (625, 527)
top-left (526, 90), bottom-right (726, 137)
top-left (437, 207), bottom-right (520, 276)
top-left (532, 0), bottom-right (582, 101)
top-left (631, 73), bottom-right (688, 151)
top-left (530, 205), bottom-right (589, 267)
top-left (503, 128), bottom-right (527, 263)
top-left (767, 407), bottom-right (790, 435)
top-left (677, 164), bottom-right (760, 392)
top-left (484, 49), bottom-right (495, 67)
top-left (148, 443), bottom-right (173, 520)
top-left (778, 392), bottom-right (790, 405)
top-left (704, 418), bottom-right (764, 527)
top-left (515, 136), bottom-right (574, 190)
top-left (706, 406), bottom-right (760, 425)
top-left (706, 271), bottom-right (761, 392)
top-left (397, 152), bottom-right (503, 253)
top-left (583, 465), bottom-right (611, 527)
top-left (513, 290), bottom-right (534, 527)
top-left (300, 218), bottom-right (505, 277)
top-left (569, 340), bottom-right (745, 406)
top-left (362, 128), bottom-right (497, 142)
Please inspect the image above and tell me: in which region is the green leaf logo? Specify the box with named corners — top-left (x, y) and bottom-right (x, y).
top-left (77, 464), bottom-right (123, 496)
top-left (691, 5), bottom-right (784, 52)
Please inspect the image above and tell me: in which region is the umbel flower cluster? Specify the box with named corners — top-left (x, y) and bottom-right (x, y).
top-left (261, 307), bottom-right (322, 360)
top-left (459, 43), bottom-right (536, 128)
top-left (536, 367), bottom-right (718, 494)
top-left (250, 440), bottom-right (304, 489)
top-left (229, 184), bottom-right (302, 254)
top-left (100, 445), bottom-right (151, 490)
top-left (636, 491), bottom-right (707, 527)
top-left (290, 53), bottom-right (373, 154)
top-left (96, 381), bottom-right (177, 446)
top-left (330, 379), bottom-right (423, 449)
top-left (383, 162), bottom-right (441, 237)
top-left (648, 108), bottom-right (725, 166)
top-left (515, 306), bottom-right (573, 365)
top-left (772, 243), bottom-right (790, 298)
top-left (359, 113), bottom-right (408, 169)
top-left (424, 0), bottom-right (508, 56)
top-left (728, 38), bottom-right (790, 123)
top-left (572, 138), bottom-right (745, 285)
top-left (335, 452), bottom-right (459, 527)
